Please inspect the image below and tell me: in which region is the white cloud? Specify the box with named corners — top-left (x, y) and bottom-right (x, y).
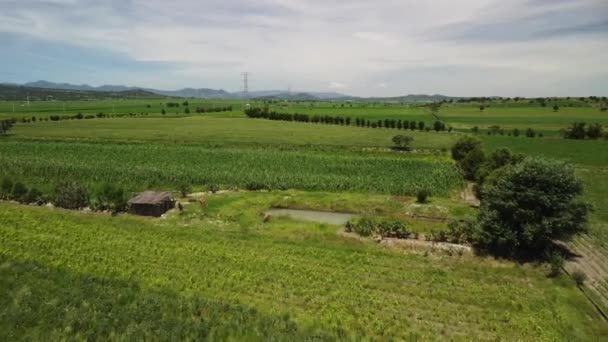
top-left (0, 0), bottom-right (606, 96)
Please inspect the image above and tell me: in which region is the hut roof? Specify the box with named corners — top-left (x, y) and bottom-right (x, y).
top-left (129, 191), bottom-right (173, 205)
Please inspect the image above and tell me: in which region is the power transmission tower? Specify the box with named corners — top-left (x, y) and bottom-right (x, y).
top-left (241, 72), bottom-right (249, 100)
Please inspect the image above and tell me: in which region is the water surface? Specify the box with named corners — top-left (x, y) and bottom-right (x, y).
top-left (264, 208), bottom-right (355, 225)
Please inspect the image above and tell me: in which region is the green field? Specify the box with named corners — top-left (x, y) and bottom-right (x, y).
top-left (1, 203), bottom-right (605, 340)
top-left (1, 97), bottom-right (608, 339)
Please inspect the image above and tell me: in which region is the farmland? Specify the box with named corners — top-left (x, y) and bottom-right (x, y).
top-left (0, 140), bottom-right (462, 196)
top-left (1, 97), bottom-right (608, 339)
top-left (1, 202), bottom-right (605, 340)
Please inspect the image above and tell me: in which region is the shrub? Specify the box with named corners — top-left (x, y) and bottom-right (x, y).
top-left (571, 271), bottom-right (587, 286)
top-left (416, 189), bottom-right (430, 203)
top-left (451, 136), bottom-right (482, 162)
top-left (391, 135), bottom-right (414, 151)
top-left (55, 182), bottom-right (89, 209)
top-left (208, 183), bottom-right (220, 193)
top-left (427, 229), bottom-right (448, 242)
top-left (525, 128), bottom-right (536, 138)
top-left (0, 178), bottom-right (13, 199)
top-left (11, 182), bottom-right (28, 202)
top-left (445, 220), bottom-right (476, 244)
top-left (23, 187), bottom-right (45, 205)
top-left (353, 216), bottom-right (375, 237)
top-left (562, 122), bottom-right (587, 139)
top-left (178, 183), bottom-right (192, 197)
top-left (91, 183), bottom-right (127, 212)
top-left (244, 181), bottom-right (269, 191)
top-left (377, 220), bottom-right (410, 239)
top-left (547, 251), bottom-right (565, 277)
top-left (345, 220), bottom-right (354, 233)
top-left (475, 157), bottom-right (590, 258)
top-left (586, 123), bottom-right (603, 139)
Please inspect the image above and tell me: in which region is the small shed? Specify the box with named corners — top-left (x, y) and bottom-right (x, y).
top-left (129, 191), bottom-right (175, 217)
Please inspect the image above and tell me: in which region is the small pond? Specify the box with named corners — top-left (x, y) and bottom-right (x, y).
top-left (264, 208), bottom-right (355, 225)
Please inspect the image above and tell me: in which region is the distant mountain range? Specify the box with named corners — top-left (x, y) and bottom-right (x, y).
top-left (3, 81), bottom-right (458, 102)
top-left (19, 81), bottom-right (349, 100)
top-left (0, 83), bottom-right (160, 101)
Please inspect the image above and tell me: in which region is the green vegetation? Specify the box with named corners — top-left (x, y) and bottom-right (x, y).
top-left (475, 157), bottom-right (590, 258)
top-left (1, 203), bottom-right (606, 340)
top-left (1, 96), bottom-right (608, 339)
top-left (0, 141), bottom-right (462, 196)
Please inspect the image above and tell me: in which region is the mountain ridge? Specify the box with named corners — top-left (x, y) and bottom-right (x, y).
top-left (12, 80), bottom-right (457, 101)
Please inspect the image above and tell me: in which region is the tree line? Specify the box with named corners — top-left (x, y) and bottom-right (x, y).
top-left (244, 107), bottom-right (452, 132)
top-left (471, 125), bottom-right (543, 138)
top-left (561, 122), bottom-right (605, 140)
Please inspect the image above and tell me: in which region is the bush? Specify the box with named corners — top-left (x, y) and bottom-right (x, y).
top-left (377, 220), bottom-right (410, 239)
top-left (445, 220), bottom-right (476, 244)
top-left (91, 183), bottom-right (127, 212)
top-left (416, 189), bottom-right (430, 203)
top-left (0, 178), bottom-right (13, 199)
top-left (525, 128), bottom-right (536, 138)
top-left (55, 182), bottom-right (89, 209)
top-left (391, 135), bottom-right (414, 151)
top-left (353, 216), bottom-right (375, 237)
top-left (23, 187), bottom-right (45, 205)
top-left (11, 182), bottom-right (28, 202)
top-left (475, 157), bottom-right (590, 258)
top-left (345, 220), bottom-right (355, 233)
top-left (451, 136), bottom-right (482, 162)
top-left (178, 183), bottom-right (192, 197)
top-left (427, 229), bottom-right (448, 242)
top-left (244, 181), bottom-right (269, 191)
top-left (208, 183), bottom-right (220, 193)
top-left (547, 251), bottom-right (565, 277)
top-left (571, 270), bottom-right (587, 286)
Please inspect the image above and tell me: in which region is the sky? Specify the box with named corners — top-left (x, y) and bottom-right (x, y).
top-left (0, 0), bottom-right (607, 97)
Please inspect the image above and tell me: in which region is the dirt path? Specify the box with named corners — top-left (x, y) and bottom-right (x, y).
top-left (564, 235), bottom-right (608, 318)
top-left (460, 182), bottom-right (480, 208)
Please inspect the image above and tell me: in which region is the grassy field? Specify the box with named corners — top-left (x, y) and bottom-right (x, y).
top-left (8, 116), bottom-right (458, 148)
top-left (439, 105), bottom-right (608, 135)
top-left (1, 203), bottom-right (606, 340)
top-left (0, 98), bottom-right (246, 119)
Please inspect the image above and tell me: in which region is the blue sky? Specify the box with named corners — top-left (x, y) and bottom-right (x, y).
top-left (0, 0), bottom-right (607, 97)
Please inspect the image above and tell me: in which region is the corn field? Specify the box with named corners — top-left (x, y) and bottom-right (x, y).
top-left (0, 141), bottom-right (463, 195)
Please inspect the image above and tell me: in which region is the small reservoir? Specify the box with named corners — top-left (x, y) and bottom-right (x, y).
top-left (264, 208), bottom-right (355, 225)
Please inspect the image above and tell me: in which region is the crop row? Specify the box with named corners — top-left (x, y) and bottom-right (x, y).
top-left (0, 204), bottom-right (602, 340)
top-left (0, 141), bottom-right (463, 195)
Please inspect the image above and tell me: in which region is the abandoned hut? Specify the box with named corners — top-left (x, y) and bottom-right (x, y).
top-left (129, 191), bottom-right (175, 217)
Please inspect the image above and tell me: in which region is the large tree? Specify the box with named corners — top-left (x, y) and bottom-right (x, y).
top-left (475, 157), bottom-right (589, 258)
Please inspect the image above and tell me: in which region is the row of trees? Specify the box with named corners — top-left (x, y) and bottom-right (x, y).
top-left (449, 137), bottom-right (589, 259)
top-left (471, 126), bottom-right (542, 138)
top-left (194, 106), bottom-right (233, 113)
top-left (561, 122), bottom-right (605, 140)
top-left (10, 112), bottom-right (151, 123)
top-left (244, 107), bottom-right (452, 132)
top-left (0, 179), bottom-right (128, 213)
